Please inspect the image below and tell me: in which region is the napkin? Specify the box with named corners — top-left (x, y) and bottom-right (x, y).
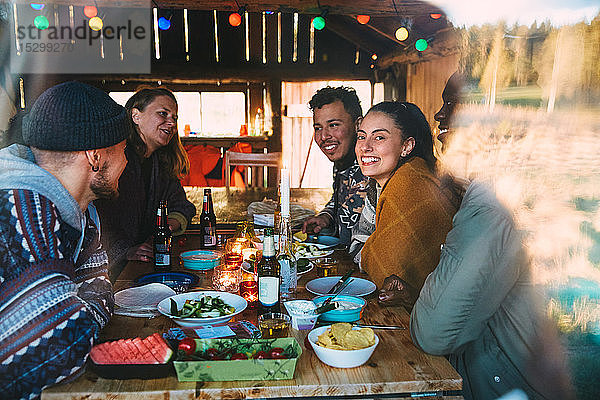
top-left (114, 283), bottom-right (176, 318)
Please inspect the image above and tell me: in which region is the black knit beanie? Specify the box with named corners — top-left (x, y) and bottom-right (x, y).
top-left (23, 81), bottom-right (129, 151)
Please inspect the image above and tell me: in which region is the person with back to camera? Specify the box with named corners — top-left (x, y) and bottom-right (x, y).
top-left (301, 86), bottom-right (368, 248)
top-left (0, 81), bottom-right (129, 399)
top-left (95, 87), bottom-right (196, 280)
top-left (356, 101), bottom-right (462, 303)
top-left (380, 72), bottom-right (574, 400)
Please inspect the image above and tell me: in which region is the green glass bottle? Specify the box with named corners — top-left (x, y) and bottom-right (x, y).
top-left (257, 227), bottom-right (280, 314)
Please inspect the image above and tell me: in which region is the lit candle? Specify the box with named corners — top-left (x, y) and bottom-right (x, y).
top-left (280, 168), bottom-right (290, 217)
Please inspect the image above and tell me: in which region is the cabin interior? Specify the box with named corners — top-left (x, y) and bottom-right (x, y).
top-left (2, 0), bottom-right (458, 193)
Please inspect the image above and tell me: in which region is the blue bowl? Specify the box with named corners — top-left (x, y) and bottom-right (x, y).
top-left (312, 295), bottom-right (366, 322)
top-left (179, 250), bottom-right (221, 271)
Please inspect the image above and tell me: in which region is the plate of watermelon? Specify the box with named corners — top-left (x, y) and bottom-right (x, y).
top-left (88, 333), bottom-right (174, 379)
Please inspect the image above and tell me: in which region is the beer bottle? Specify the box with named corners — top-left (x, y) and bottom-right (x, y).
top-left (200, 188), bottom-right (217, 249)
top-left (153, 200), bottom-right (172, 271)
top-left (257, 227), bottom-right (280, 314)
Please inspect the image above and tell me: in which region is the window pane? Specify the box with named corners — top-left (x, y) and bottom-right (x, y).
top-left (173, 92), bottom-right (201, 136)
top-left (200, 92), bottom-right (246, 136)
top-left (110, 91), bottom-right (244, 137)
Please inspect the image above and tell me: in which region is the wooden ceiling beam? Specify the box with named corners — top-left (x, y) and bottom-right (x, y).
top-left (325, 15), bottom-right (394, 55)
top-left (377, 27), bottom-right (458, 67)
top-left (39, 1), bottom-right (444, 17)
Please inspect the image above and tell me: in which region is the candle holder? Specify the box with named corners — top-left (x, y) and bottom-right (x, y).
top-left (212, 253), bottom-right (243, 293)
top-left (240, 271), bottom-right (258, 308)
top-left (225, 237), bottom-right (251, 256)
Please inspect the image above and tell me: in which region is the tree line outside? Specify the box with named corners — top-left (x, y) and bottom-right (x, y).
top-left (455, 12), bottom-right (600, 111)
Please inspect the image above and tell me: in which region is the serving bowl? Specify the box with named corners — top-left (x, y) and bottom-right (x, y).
top-left (157, 291), bottom-right (247, 327)
top-left (307, 325), bottom-right (379, 368)
top-left (180, 250), bottom-right (221, 271)
top-left (312, 295), bottom-right (366, 322)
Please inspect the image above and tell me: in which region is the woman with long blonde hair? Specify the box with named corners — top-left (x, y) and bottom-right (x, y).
top-left (96, 87), bottom-right (196, 279)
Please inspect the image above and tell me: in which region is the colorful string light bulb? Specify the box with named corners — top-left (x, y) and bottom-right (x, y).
top-left (415, 39), bottom-right (428, 51)
top-left (229, 12), bottom-right (242, 27)
top-left (83, 6), bottom-right (97, 18)
top-left (33, 15), bottom-right (49, 30)
top-left (158, 16), bottom-right (171, 30)
top-left (88, 16), bottom-right (103, 31)
top-left (395, 27), bottom-right (409, 41)
top-left (356, 15), bottom-right (370, 24)
top-left (312, 16), bottom-right (325, 30)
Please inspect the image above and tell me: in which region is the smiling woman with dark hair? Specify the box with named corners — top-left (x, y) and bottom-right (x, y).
top-left (355, 101), bottom-right (461, 305)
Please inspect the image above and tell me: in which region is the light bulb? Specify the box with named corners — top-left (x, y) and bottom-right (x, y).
top-left (229, 12), bottom-right (242, 27)
top-left (415, 39), bottom-right (428, 51)
top-left (89, 16), bottom-right (103, 31)
top-left (356, 15), bottom-right (370, 25)
top-left (83, 6), bottom-right (97, 18)
top-left (395, 27), bottom-right (409, 41)
top-left (158, 16), bottom-right (171, 30)
top-left (312, 16), bottom-right (325, 30)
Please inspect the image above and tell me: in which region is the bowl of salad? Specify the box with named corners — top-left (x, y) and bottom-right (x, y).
top-left (157, 291), bottom-right (247, 327)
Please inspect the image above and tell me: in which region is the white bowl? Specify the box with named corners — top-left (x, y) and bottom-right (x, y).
top-left (157, 291), bottom-right (247, 327)
top-left (307, 325), bottom-right (379, 368)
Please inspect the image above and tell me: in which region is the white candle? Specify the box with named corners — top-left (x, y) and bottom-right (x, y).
top-left (280, 168), bottom-right (290, 217)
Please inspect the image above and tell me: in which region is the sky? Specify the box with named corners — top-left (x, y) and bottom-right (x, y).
top-left (430, 0), bottom-right (600, 27)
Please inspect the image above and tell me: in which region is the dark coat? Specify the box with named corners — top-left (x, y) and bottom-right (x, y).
top-left (95, 146), bottom-right (196, 279)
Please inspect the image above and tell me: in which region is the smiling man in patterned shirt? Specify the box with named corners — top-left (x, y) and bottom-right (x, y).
top-left (302, 86), bottom-right (368, 248)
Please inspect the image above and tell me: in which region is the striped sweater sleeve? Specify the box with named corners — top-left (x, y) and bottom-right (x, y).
top-left (0, 190), bottom-right (113, 400)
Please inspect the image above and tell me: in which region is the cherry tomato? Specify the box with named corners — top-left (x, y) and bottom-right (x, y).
top-left (268, 347), bottom-right (286, 359)
top-left (231, 352), bottom-right (248, 360)
top-left (253, 350), bottom-right (268, 359)
top-left (205, 348), bottom-right (221, 360)
top-left (177, 338), bottom-right (196, 356)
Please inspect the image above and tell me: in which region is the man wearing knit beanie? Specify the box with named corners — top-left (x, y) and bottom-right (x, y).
top-left (0, 81), bottom-right (129, 399)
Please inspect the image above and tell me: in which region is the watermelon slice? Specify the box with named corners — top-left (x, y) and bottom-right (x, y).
top-left (145, 333), bottom-right (174, 363)
top-left (90, 333), bottom-right (173, 365)
top-left (132, 337), bottom-right (159, 364)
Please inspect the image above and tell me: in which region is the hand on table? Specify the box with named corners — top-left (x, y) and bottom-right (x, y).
top-left (302, 214), bottom-right (332, 235)
top-left (126, 242), bottom-right (153, 263)
top-left (378, 275), bottom-right (418, 309)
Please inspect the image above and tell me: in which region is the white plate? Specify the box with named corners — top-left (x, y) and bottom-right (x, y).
top-left (294, 243), bottom-right (334, 260)
top-left (306, 277), bottom-right (377, 297)
top-left (297, 260), bottom-right (314, 276)
top-left (157, 291), bottom-right (247, 327)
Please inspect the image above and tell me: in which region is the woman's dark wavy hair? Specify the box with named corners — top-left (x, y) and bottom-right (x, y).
top-left (125, 87), bottom-right (189, 178)
top-left (366, 101), bottom-right (437, 174)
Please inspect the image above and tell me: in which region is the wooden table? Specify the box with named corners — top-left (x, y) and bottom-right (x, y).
top-left (42, 236), bottom-right (462, 399)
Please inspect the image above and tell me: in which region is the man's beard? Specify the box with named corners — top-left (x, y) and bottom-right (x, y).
top-left (90, 163), bottom-right (119, 200)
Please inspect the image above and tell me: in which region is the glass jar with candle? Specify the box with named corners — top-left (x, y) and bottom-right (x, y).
top-left (225, 237), bottom-right (251, 255)
top-left (212, 253), bottom-right (243, 292)
top-left (240, 266), bottom-right (258, 308)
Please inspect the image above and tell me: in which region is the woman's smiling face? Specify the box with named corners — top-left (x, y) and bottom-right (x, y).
top-left (131, 95), bottom-right (178, 157)
top-left (355, 111), bottom-right (411, 186)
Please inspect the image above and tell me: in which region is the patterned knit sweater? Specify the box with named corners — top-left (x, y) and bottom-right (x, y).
top-left (0, 189), bottom-right (113, 399)
top-left (318, 157), bottom-right (368, 248)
